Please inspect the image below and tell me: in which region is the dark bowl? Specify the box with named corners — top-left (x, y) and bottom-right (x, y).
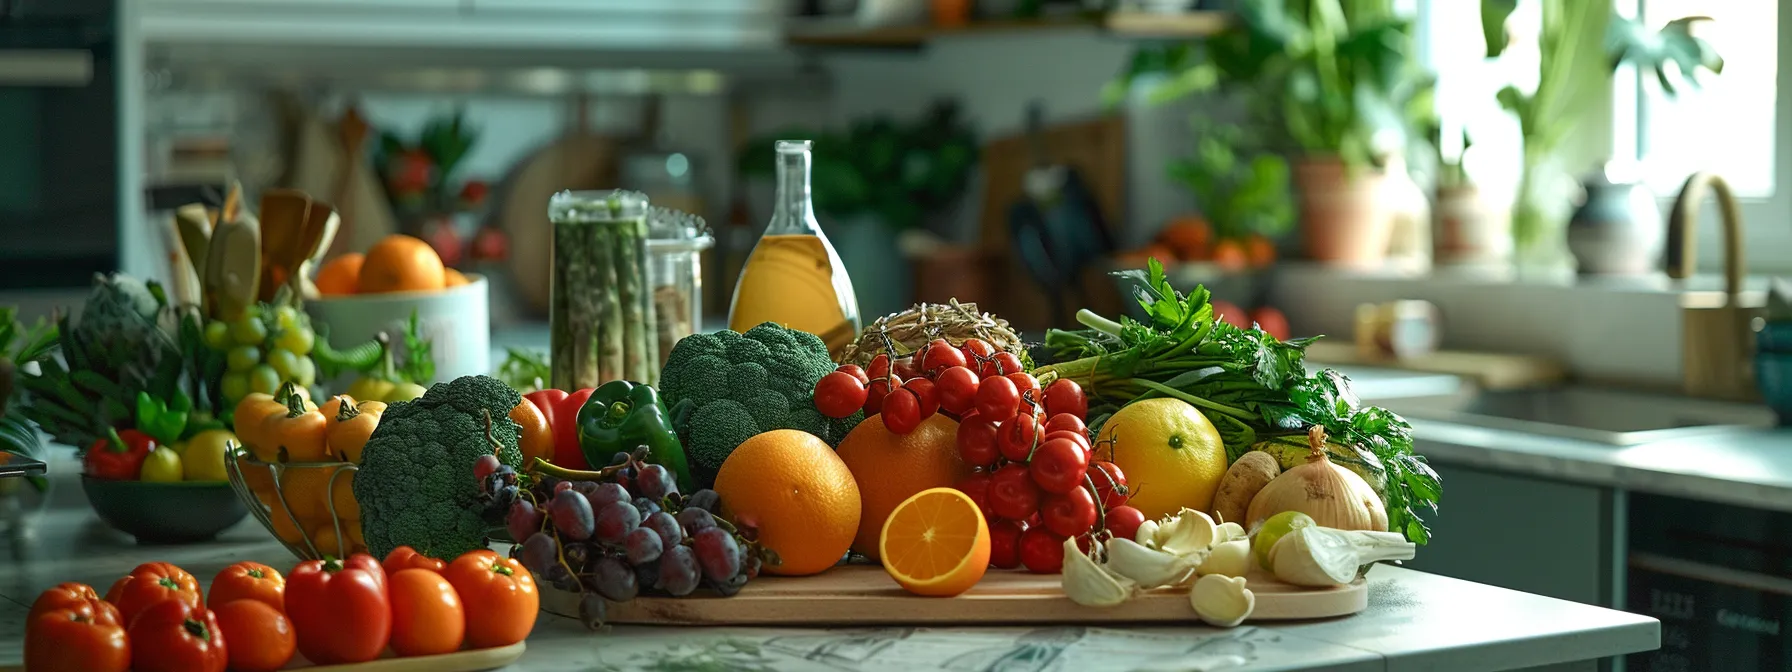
top-left (81, 476), bottom-right (249, 544)
top-left (1756, 353), bottom-right (1792, 425)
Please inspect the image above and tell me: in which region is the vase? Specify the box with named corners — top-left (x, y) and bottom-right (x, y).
top-left (825, 215), bottom-right (913, 323)
top-left (1433, 184), bottom-right (1512, 267)
top-left (1293, 157), bottom-right (1391, 269)
top-left (1566, 163), bottom-right (1664, 275)
top-left (1510, 156), bottom-right (1577, 277)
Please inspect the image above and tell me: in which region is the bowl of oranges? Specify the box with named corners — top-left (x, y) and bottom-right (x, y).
top-left (224, 392), bottom-right (374, 559)
top-left (307, 234), bottom-right (489, 389)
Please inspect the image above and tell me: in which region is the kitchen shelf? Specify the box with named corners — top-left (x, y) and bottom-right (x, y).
top-left (1103, 10), bottom-right (1231, 38)
top-left (784, 18), bottom-right (1095, 49)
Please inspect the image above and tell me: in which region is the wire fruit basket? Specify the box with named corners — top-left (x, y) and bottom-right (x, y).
top-left (225, 444), bottom-right (366, 560)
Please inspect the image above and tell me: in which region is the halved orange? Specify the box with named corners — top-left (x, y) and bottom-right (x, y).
top-left (879, 487), bottom-right (990, 597)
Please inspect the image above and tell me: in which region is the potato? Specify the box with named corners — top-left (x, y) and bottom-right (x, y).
top-left (1212, 451), bottom-right (1281, 527)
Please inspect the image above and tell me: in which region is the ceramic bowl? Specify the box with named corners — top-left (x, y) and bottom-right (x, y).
top-left (1756, 353), bottom-right (1792, 424)
top-left (1755, 320), bottom-right (1792, 354)
top-left (305, 275), bottom-right (490, 390)
top-left (81, 476), bottom-right (249, 544)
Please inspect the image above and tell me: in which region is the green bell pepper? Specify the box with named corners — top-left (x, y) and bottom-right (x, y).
top-left (576, 380), bottom-right (693, 491)
top-left (136, 391), bottom-right (190, 447)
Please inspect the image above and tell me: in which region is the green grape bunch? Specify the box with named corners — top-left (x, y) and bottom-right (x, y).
top-left (203, 304), bottom-right (318, 405)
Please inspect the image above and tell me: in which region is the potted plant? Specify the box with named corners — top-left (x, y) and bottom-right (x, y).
top-left (1163, 121), bottom-right (1294, 271)
top-left (1109, 0), bottom-right (1433, 268)
top-left (1478, 0), bottom-right (1723, 271)
top-left (373, 110), bottom-right (494, 269)
top-left (1429, 129), bottom-right (1511, 268)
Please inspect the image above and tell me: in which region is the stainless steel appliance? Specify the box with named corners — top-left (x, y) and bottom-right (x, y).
top-left (0, 0), bottom-right (118, 289)
top-left (1628, 493), bottom-right (1792, 671)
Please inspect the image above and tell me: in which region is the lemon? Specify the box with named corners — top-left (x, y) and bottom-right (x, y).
top-left (140, 447), bottom-right (184, 482)
top-left (1252, 510), bottom-right (1315, 570)
top-left (1100, 397), bottom-right (1228, 520)
top-left (182, 429), bottom-right (235, 482)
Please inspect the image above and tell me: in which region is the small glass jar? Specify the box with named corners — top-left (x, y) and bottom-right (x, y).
top-left (548, 190), bottom-right (658, 389)
top-left (647, 208), bottom-right (714, 367)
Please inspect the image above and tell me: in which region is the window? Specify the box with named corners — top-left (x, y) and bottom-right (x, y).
top-left (1632, 1), bottom-right (1778, 198)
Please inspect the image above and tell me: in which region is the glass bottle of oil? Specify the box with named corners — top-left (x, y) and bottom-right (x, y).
top-left (727, 140), bottom-right (861, 354)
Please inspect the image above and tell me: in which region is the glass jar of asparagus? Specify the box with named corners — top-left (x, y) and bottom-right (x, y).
top-left (548, 190), bottom-right (659, 389)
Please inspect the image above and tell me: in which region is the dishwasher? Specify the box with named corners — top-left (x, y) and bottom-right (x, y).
top-left (1628, 493), bottom-right (1792, 671)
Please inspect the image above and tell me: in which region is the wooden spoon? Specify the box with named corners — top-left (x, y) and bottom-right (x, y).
top-left (207, 213), bottom-right (262, 322)
top-left (258, 189), bottom-right (313, 302)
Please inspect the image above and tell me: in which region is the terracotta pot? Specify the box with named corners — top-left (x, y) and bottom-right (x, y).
top-left (931, 0), bottom-right (971, 27)
top-left (1432, 184), bottom-right (1511, 267)
top-left (1293, 157), bottom-right (1391, 268)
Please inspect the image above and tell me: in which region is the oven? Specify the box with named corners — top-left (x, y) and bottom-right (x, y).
top-left (0, 0), bottom-right (119, 289)
top-left (1628, 493), bottom-right (1792, 672)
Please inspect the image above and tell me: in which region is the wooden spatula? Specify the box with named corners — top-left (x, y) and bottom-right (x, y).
top-left (258, 189), bottom-right (313, 302)
top-left (207, 213), bottom-right (262, 322)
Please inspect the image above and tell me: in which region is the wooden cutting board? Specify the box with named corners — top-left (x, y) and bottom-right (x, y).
top-left (540, 565), bottom-right (1365, 626)
top-left (1304, 341), bottom-right (1567, 391)
top-left (0, 642), bottom-right (524, 672)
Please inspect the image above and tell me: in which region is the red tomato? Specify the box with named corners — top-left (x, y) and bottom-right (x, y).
top-left (389, 568), bottom-right (466, 657)
top-left (1019, 527), bottom-right (1067, 574)
top-left (974, 375), bottom-right (1020, 421)
top-left (1087, 461), bottom-right (1130, 510)
top-left (26, 601), bottom-right (129, 672)
top-left (1040, 486), bottom-right (1098, 538)
top-left (443, 550), bottom-right (539, 648)
top-left (104, 575), bottom-right (131, 605)
top-left (553, 388), bottom-right (596, 469)
top-left (955, 415), bottom-right (1002, 468)
top-left (468, 225), bottom-right (508, 262)
top-left (865, 373), bottom-right (903, 416)
top-left (814, 371), bottom-right (869, 419)
top-left (1251, 306), bottom-right (1291, 341)
top-left (128, 599), bottom-right (227, 672)
top-left (286, 555), bottom-right (391, 665)
top-left (934, 366), bottom-right (981, 415)
top-left (115, 562), bottom-right (202, 627)
top-left (213, 599), bottom-right (295, 672)
top-left (1042, 430), bottom-right (1091, 453)
top-left (881, 388), bottom-right (922, 435)
top-left (989, 519), bottom-right (1026, 569)
top-left (867, 353), bottom-right (891, 381)
top-left (918, 338), bottom-right (968, 376)
top-left (996, 414), bottom-right (1042, 463)
top-left (29, 582), bottom-right (102, 621)
top-left (992, 352), bottom-right (1025, 377)
top-left (1104, 505), bottom-right (1147, 543)
top-left (904, 378), bottom-right (939, 419)
top-left (1210, 299), bottom-right (1251, 329)
top-left (953, 472), bottom-right (997, 522)
top-left (1043, 379), bottom-right (1087, 420)
top-left (958, 338), bottom-right (995, 362)
top-left (208, 562), bottom-right (285, 612)
top-left (383, 546), bottom-right (448, 576)
top-left (988, 463), bottom-right (1041, 521)
top-left (1042, 413), bottom-right (1087, 436)
top-left (1028, 438), bottom-right (1091, 495)
top-left (893, 356), bottom-right (921, 381)
top-left (458, 179), bottom-right (491, 206)
top-left (836, 364), bottom-right (870, 385)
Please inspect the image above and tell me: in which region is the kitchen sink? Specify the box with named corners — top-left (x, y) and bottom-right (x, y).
top-left (1381, 386), bottom-right (1778, 446)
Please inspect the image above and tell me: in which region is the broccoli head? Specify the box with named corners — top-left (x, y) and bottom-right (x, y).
top-left (662, 323), bottom-right (862, 484)
top-left (355, 374), bottom-right (523, 560)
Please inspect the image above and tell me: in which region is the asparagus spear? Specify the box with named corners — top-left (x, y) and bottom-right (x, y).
top-left (616, 215), bottom-right (651, 385)
top-left (593, 214), bottom-right (623, 386)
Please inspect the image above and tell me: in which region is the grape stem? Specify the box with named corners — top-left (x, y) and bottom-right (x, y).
top-left (527, 449), bottom-right (648, 482)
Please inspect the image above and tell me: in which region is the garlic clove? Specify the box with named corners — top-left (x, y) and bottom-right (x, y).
top-left (1216, 521), bottom-right (1246, 544)
top-left (1135, 519), bottom-right (1161, 548)
top-left (1156, 508), bottom-right (1218, 555)
top-left (1190, 574), bottom-right (1255, 628)
top-left (1196, 539), bottom-right (1251, 578)
top-left (1062, 537), bottom-right (1136, 607)
top-left (1105, 537), bottom-right (1202, 589)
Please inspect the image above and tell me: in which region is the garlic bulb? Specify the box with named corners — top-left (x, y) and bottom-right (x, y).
top-left (1135, 519), bottom-right (1161, 548)
top-left (1190, 574), bottom-right (1255, 627)
top-left (1244, 426), bottom-right (1388, 532)
top-left (1153, 508), bottom-right (1217, 555)
top-left (1197, 539), bottom-right (1252, 578)
top-left (1106, 537), bottom-right (1203, 589)
top-left (1271, 526), bottom-right (1416, 588)
top-left (1062, 537), bottom-right (1136, 607)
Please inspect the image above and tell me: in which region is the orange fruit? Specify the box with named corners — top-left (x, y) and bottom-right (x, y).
top-left (444, 268), bottom-right (470, 287)
top-left (1244, 234), bottom-right (1277, 267)
top-left (357, 235), bottom-right (446, 294)
top-left (1212, 238), bottom-right (1248, 272)
top-left (714, 430), bottom-right (860, 576)
top-left (835, 414), bottom-right (970, 561)
top-left (879, 487), bottom-right (990, 597)
top-left (1158, 216), bottom-right (1212, 260)
top-left (315, 253), bottom-right (364, 296)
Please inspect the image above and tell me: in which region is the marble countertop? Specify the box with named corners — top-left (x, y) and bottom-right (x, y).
top-left (0, 464), bottom-right (1656, 672)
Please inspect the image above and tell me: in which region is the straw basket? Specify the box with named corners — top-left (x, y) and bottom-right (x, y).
top-left (225, 444), bottom-right (365, 560)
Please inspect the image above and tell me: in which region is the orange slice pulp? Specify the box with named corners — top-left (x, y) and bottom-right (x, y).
top-left (878, 487), bottom-right (991, 597)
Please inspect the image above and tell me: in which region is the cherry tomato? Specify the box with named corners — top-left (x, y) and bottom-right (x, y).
top-left (27, 600), bottom-right (129, 672)
top-left (867, 353), bottom-right (891, 381)
top-left (1088, 461), bottom-right (1130, 510)
top-left (836, 363), bottom-right (870, 385)
top-left (815, 371), bottom-right (870, 419)
top-left (208, 562), bottom-right (285, 612)
top-left (919, 338), bottom-right (968, 376)
top-left (1028, 437), bottom-right (1091, 495)
top-left (128, 599), bottom-right (227, 672)
top-left (934, 366), bottom-right (981, 415)
top-left (1104, 505), bottom-right (1147, 543)
top-left (1008, 374), bottom-right (1042, 413)
top-left (1040, 486), bottom-right (1098, 538)
top-left (993, 352), bottom-right (1025, 377)
top-left (996, 413), bottom-right (1042, 463)
top-left (30, 582), bottom-right (103, 622)
top-left (953, 472), bottom-right (997, 522)
top-left (115, 562), bottom-right (202, 627)
top-left (287, 555), bottom-right (391, 664)
top-left (988, 463), bottom-right (1041, 521)
top-left (989, 520), bottom-right (1026, 570)
top-left (974, 375), bottom-right (1020, 421)
top-left (443, 550), bottom-right (539, 648)
top-left (1043, 378), bottom-right (1087, 419)
top-left (1042, 413), bottom-right (1087, 436)
top-left (214, 599), bottom-right (295, 672)
top-left (959, 338), bottom-right (995, 366)
top-left (881, 388), bottom-right (922, 434)
top-left (893, 356), bottom-right (921, 381)
top-left (383, 546), bottom-right (448, 576)
top-left (955, 416), bottom-right (1002, 468)
top-left (1019, 527), bottom-right (1067, 574)
top-left (904, 378), bottom-right (940, 419)
top-left (1042, 430), bottom-right (1091, 453)
top-left (865, 373), bottom-right (903, 416)
top-left (389, 568), bottom-right (466, 657)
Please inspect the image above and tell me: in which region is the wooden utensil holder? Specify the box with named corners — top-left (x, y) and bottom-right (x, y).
top-left (1667, 172), bottom-right (1762, 401)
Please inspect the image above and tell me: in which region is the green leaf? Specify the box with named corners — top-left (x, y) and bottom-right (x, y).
top-left (1481, 0), bottom-right (1518, 58)
top-left (1606, 15), bottom-right (1723, 96)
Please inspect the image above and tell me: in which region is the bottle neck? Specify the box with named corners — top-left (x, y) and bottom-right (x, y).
top-left (771, 149), bottom-right (817, 235)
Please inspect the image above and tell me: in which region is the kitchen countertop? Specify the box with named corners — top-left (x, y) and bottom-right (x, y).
top-left (0, 462), bottom-right (1657, 672)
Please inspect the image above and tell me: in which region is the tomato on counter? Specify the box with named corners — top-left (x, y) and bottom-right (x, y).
top-left (214, 599), bottom-right (296, 672)
top-left (208, 561), bottom-right (286, 612)
top-left (383, 545), bottom-right (447, 575)
top-left (28, 582), bottom-right (103, 621)
top-left (443, 549), bottom-right (538, 648)
top-left (128, 599), bottom-right (227, 672)
top-left (286, 554), bottom-right (391, 665)
top-left (388, 568), bottom-right (466, 657)
top-left (25, 596), bottom-right (130, 672)
top-left (113, 562), bottom-right (202, 626)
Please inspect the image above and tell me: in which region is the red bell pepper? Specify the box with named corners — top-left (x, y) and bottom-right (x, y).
top-left (83, 429), bottom-right (154, 481)
top-left (127, 599), bottom-right (227, 672)
top-left (525, 387), bottom-right (594, 469)
top-left (286, 554), bottom-right (391, 665)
